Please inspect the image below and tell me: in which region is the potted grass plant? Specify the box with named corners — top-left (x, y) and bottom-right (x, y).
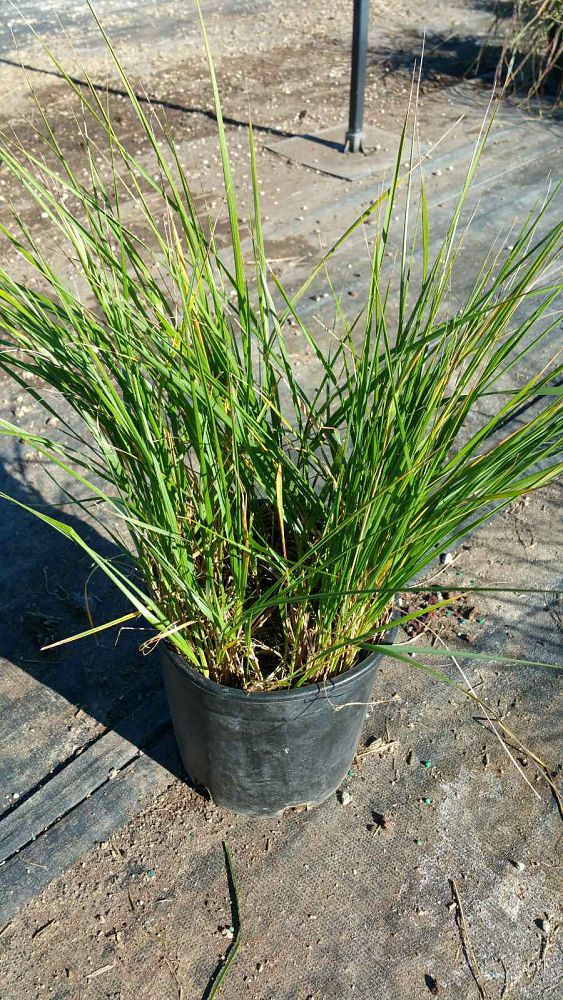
top-left (0, 6), bottom-right (561, 815)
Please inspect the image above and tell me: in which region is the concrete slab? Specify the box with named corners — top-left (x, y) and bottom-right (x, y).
top-left (267, 124), bottom-right (411, 180)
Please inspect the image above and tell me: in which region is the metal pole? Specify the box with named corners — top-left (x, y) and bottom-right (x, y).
top-left (345, 0), bottom-right (370, 153)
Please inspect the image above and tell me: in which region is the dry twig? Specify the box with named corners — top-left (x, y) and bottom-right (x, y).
top-left (449, 878), bottom-right (489, 1000)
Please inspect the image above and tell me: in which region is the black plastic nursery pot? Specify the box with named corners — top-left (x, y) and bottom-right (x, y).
top-left (160, 631), bottom-right (396, 817)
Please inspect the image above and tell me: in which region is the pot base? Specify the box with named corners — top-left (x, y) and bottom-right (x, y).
top-left (160, 636), bottom-right (395, 817)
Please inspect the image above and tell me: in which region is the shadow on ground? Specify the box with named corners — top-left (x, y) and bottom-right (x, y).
top-left (0, 451), bottom-right (186, 806)
top-left (371, 21), bottom-right (563, 106)
top-left (371, 29), bottom-right (502, 84)
top-left (0, 55), bottom-right (364, 153)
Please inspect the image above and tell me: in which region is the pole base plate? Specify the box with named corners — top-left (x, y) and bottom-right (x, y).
top-left (266, 124), bottom-right (399, 181)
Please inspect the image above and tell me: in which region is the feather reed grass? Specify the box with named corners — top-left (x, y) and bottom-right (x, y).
top-left (0, 3), bottom-right (561, 689)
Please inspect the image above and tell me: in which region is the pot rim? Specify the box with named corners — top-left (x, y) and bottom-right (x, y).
top-left (161, 615), bottom-right (397, 704)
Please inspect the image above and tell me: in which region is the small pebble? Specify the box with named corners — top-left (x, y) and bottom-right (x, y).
top-left (510, 860), bottom-right (525, 871)
top-left (337, 789), bottom-right (352, 806)
top-left (439, 552), bottom-right (453, 565)
top-left (539, 918), bottom-right (551, 934)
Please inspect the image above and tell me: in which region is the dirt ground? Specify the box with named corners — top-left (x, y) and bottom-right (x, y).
top-left (1, 486), bottom-right (562, 1000)
top-left (0, 1), bottom-right (561, 999)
